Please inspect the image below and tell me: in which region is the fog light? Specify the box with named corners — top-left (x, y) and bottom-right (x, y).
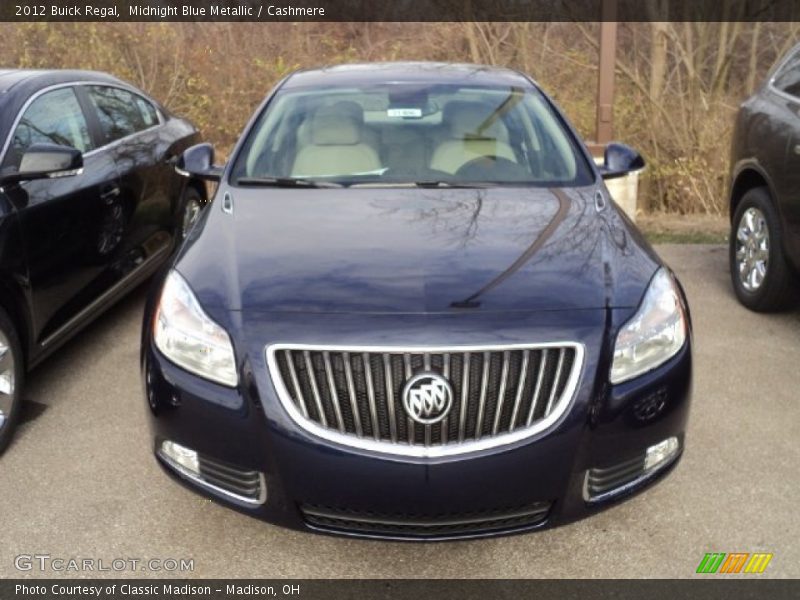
top-left (644, 436), bottom-right (679, 471)
top-left (161, 440), bottom-right (199, 474)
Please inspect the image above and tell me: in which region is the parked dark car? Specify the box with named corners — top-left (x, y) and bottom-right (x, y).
top-left (142, 63), bottom-right (692, 540)
top-left (0, 69), bottom-right (206, 453)
top-left (728, 44), bottom-right (800, 311)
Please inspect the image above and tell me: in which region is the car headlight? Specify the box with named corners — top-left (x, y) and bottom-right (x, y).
top-left (153, 270), bottom-right (238, 387)
top-left (610, 268), bottom-right (687, 384)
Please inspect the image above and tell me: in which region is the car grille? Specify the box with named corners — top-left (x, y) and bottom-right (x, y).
top-left (299, 501), bottom-right (552, 539)
top-left (268, 344), bottom-right (581, 456)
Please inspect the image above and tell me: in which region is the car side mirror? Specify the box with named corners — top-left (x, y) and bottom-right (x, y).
top-left (600, 142), bottom-right (645, 180)
top-left (0, 144), bottom-right (83, 185)
top-left (176, 143), bottom-right (224, 182)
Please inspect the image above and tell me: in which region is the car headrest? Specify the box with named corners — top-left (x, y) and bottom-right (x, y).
top-left (310, 105), bottom-right (362, 145)
top-left (330, 101), bottom-right (365, 123)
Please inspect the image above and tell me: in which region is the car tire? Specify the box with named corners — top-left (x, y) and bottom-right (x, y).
top-left (0, 306), bottom-right (24, 455)
top-left (730, 187), bottom-right (799, 312)
top-left (178, 185), bottom-right (205, 241)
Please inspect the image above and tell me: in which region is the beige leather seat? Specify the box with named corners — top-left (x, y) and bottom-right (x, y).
top-left (296, 101), bottom-right (379, 151)
top-left (430, 101), bottom-right (517, 174)
top-left (292, 105), bottom-right (381, 177)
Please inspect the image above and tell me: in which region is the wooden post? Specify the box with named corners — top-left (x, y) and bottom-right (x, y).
top-left (595, 0), bottom-right (618, 149)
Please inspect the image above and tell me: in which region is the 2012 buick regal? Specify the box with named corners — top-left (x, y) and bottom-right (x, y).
top-left (142, 63), bottom-right (692, 540)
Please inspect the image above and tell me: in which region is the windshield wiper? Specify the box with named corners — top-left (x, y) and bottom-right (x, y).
top-left (413, 180), bottom-right (493, 188)
top-left (418, 180), bottom-right (545, 188)
top-left (235, 176), bottom-right (343, 188)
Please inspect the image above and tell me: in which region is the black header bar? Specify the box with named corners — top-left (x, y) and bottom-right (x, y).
top-left (3, 0), bottom-right (800, 22)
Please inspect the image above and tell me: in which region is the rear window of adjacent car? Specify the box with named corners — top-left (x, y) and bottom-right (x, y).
top-left (772, 49), bottom-right (800, 97)
top-left (86, 86), bottom-right (159, 145)
top-left (3, 87), bottom-right (93, 172)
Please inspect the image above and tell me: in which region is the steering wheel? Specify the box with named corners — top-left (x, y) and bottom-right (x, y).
top-left (454, 155), bottom-right (528, 180)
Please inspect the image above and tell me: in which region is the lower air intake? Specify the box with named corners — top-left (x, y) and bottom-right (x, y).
top-left (300, 501), bottom-right (552, 539)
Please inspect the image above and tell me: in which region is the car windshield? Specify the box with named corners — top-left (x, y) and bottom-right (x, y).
top-left (230, 83), bottom-right (594, 187)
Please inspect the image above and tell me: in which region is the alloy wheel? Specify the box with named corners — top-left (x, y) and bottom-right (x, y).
top-left (735, 207), bottom-right (770, 292)
top-left (0, 331), bottom-right (16, 432)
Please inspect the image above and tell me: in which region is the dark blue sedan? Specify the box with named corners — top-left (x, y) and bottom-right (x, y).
top-left (0, 69), bottom-right (205, 455)
top-left (142, 63), bottom-right (692, 540)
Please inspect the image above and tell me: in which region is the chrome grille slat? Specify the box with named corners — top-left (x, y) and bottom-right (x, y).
top-left (441, 354), bottom-right (450, 445)
top-left (270, 344), bottom-right (582, 457)
top-left (458, 352), bottom-right (470, 442)
top-left (474, 351), bottom-right (491, 440)
top-left (363, 352), bottom-right (380, 441)
top-left (342, 352), bottom-right (363, 437)
top-left (303, 350), bottom-right (327, 427)
top-left (403, 354), bottom-right (414, 444)
top-left (545, 348), bottom-right (566, 416)
top-left (423, 354), bottom-right (432, 447)
top-left (383, 354), bottom-right (398, 443)
top-left (322, 351), bottom-right (345, 432)
top-left (492, 350), bottom-right (511, 435)
top-left (509, 349), bottom-right (530, 430)
top-left (284, 351), bottom-right (309, 418)
top-left (526, 349), bottom-right (548, 427)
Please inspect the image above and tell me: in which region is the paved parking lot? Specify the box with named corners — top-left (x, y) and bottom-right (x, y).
top-left (1, 244), bottom-right (798, 578)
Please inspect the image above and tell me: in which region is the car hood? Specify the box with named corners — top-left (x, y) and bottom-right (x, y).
top-left (177, 185), bottom-right (660, 314)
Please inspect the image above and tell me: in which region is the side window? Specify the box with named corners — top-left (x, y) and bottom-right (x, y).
top-left (135, 96), bottom-right (159, 128)
top-left (86, 86), bottom-right (158, 145)
top-left (772, 49), bottom-right (800, 98)
top-left (3, 87), bottom-right (93, 172)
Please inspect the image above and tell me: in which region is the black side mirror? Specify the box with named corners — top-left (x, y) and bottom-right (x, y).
top-left (0, 144), bottom-right (83, 184)
top-left (176, 143), bottom-right (224, 182)
top-left (600, 142), bottom-right (645, 180)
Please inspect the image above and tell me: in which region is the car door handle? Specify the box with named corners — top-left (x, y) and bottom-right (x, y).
top-left (100, 185), bottom-right (120, 203)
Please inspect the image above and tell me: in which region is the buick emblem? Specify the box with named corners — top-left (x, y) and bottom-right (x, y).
top-left (402, 372), bottom-right (453, 425)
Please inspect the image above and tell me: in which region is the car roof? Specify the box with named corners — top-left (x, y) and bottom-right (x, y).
top-left (0, 69), bottom-right (125, 95)
top-left (281, 62), bottom-right (535, 90)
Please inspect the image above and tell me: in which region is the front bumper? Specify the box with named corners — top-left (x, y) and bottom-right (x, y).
top-left (142, 309), bottom-right (692, 541)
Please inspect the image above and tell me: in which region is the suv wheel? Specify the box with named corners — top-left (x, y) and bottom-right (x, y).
top-left (0, 307), bottom-right (24, 455)
top-left (730, 187), bottom-right (798, 311)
